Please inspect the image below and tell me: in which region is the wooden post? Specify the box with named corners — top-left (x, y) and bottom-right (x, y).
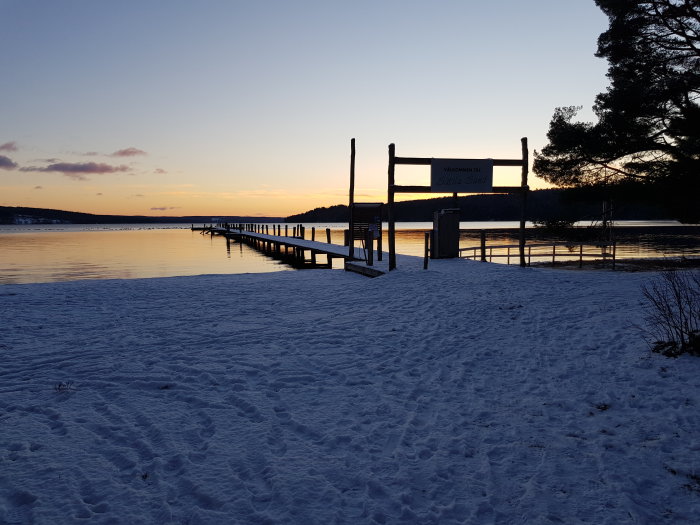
top-left (424, 232), bottom-right (430, 269)
top-left (349, 138), bottom-right (356, 259)
top-left (326, 228), bottom-right (331, 244)
top-left (519, 137), bottom-right (529, 267)
top-left (480, 230), bottom-right (487, 262)
top-left (579, 244), bottom-right (583, 268)
top-left (552, 244), bottom-right (556, 266)
top-left (388, 143), bottom-right (396, 270)
top-left (311, 227), bottom-right (315, 241)
top-left (285, 224), bottom-right (288, 236)
top-left (366, 230), bottom-right (373, 266)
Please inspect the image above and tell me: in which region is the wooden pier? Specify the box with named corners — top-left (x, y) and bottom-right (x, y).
top-left (194, 224), bottom-right (385, 277)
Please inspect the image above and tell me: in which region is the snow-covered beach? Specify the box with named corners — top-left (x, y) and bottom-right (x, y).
top-left (1, 256), bottom-right (699, 524)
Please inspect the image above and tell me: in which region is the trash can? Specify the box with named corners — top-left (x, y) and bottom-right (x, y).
top-left (432, 208), bottom-right (460, 258)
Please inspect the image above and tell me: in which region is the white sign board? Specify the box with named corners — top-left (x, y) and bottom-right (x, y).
top-left (430, 158), bottom-right (494, 193)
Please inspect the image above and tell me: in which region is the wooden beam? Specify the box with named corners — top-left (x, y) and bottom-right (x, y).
top-left (391, 185), bottom-right (431, 193)
top-left (492, 159), bottom-right (524, 167)
top-left (394, 157), bottom-right (522, 167)
top-left (392, 185), bottom-right (527, 194)
top-left (491, 186), bottom-right (528, 193)
top-left (345, 261), bottom-right (385, 278)
top-left (394, 156), bottom-right (431, 165)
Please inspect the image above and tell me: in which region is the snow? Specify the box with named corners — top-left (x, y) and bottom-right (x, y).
top-left (1, 256), bottom-right (699, 524)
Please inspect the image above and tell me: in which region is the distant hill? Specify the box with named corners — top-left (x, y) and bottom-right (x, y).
top-left (286, 188), bottom-right (670, 223)
top-left (1, 185), bottom-right (673, 226)
top-left (0, 206), bottom-right (283, 225)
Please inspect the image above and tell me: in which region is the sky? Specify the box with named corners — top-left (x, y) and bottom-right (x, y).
top-left (0, 0), bottom-right (610, 217)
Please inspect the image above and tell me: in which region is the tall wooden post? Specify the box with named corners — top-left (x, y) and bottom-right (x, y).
top-left (348, 138), bottom-right (355, 259)
top-left (388, 143), bottom-right (396, 271)
top-left (519, 137), bottom-right (529, 267)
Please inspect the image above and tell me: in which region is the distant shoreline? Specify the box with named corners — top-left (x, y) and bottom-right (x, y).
top-left (0, 205), bottom-right (283, 225)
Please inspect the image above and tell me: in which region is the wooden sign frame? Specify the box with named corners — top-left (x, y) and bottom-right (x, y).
top-left (387, 138), bottom-right (529, 270)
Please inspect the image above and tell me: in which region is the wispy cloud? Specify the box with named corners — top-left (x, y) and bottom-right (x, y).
top-left (154, 168), bottom-right (167, 174)
top-left (0, 155), bottom-right (18, 169)
top-left (150, 206), bottom-right (181, 211)
top-left (34, 186), bottom-right (43, 190)
top-left (0, 142), bottom-right (18, 152)
top-left (111, 147), bottom-right (147, 157)
top-left (21, 162), bottom-right (131, 180)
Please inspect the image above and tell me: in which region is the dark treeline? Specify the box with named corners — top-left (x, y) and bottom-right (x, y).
top-left (286, 187), bottom-right (672, 224)
top-left (0, 206), bottom-right (283, 225)
top-left (2, 185), bottom-right (675, 226)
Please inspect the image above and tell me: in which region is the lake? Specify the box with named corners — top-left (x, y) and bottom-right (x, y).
top-left (0, 221), bottom-right (697, 284)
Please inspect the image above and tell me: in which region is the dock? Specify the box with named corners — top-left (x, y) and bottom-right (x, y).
top-left (195, 224), bottom-right (386, 277)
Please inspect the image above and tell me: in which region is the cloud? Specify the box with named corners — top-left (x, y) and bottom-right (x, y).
top-left (150, 206), bottom-right (180, 211)
top-left (111, 147), bottom-right (147, 157)
top-left (0, 155), bottom-right (18, 169)
top-left (21, 162), bottom-right (131, 180)
top-left (154, 168), bottom-right (167, 174)
top-left (34, 186), bottom-right (42, 190)
top-left (0, 141), bottom-right (18, 152)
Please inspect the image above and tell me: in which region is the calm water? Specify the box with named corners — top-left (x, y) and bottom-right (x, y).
top-left (0, 221), bottom-right (697, 284)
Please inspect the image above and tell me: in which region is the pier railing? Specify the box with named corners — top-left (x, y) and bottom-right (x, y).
top-left (460, 241), bottom-right (617, 269)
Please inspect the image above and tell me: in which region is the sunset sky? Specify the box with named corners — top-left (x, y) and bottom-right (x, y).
top-left (1, 1), bottom-right (609, 217)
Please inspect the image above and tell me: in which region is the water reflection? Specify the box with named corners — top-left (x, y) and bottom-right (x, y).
top-left (0, 227), bottom-right (290, 284)
top-left (0, 222), bottom-right (697, 284)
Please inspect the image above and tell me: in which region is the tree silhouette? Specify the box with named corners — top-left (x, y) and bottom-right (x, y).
top-left (534, 0), bottom-right (699, 221)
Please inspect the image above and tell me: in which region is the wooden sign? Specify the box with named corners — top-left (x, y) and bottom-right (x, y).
top-left (430, 159), bottom-right (494, 193)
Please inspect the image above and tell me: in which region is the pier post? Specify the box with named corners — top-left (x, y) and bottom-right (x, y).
top-left (424, 232), bottom-right (430, 269)
top-left (348, 138), bottom-right (356, 260)
top-left (519, 137), bottom-right (529, 267)
top-left (366, 230), bottom-right (373, 266)
top-left (388, 143), bottom-right (396, 271)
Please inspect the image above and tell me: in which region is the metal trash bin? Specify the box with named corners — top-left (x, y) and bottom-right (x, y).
top-left (432, 208), bottom-right (460, 258)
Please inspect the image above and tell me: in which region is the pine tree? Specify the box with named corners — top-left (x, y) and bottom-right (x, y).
top-left (534, 0), bottom-right (699, 221)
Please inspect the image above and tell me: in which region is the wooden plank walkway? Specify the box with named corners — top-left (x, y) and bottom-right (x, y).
top-left (196, 225), bottom-right (386, 277)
